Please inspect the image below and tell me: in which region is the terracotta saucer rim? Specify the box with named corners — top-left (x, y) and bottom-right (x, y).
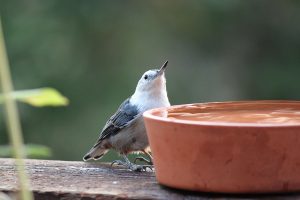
top-left (143, 100), bottom-right (300, 128)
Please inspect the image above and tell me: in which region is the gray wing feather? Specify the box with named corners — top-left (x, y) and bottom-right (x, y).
top-left (93, 98), bottom-right (139, 146)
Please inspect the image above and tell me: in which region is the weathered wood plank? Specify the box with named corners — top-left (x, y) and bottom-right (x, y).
top-left (0, 158), bottom-right (300, 200)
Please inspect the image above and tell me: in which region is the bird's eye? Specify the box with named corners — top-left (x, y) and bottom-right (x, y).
top-left (144, 75), bottom-right (148, 80)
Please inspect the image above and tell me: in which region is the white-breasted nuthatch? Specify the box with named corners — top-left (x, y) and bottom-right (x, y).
top-left (83, 61), bottom-right (170, 171)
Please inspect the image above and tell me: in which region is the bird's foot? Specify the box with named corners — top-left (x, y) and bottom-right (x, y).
top-left (129, 163), bottom-right (153, 172)
top-left (111, 158), bottom-right (153, 172)
top-left (133, 156), bottom-right (153, 165)
top-left (111, 159), bottom-right (127, 167)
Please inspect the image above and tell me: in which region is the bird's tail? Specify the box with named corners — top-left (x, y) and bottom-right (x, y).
top-left (83, 145), bottom-right (109, 161)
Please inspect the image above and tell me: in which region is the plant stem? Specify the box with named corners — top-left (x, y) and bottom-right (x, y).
top-left (0, 17), bottom-right (33, 200)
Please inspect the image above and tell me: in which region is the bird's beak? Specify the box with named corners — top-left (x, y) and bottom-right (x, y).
top-left (157, 60), bottom-right (168, 76)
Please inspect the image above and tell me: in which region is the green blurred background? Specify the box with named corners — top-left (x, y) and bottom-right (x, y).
top-left (0, 0), bottom-right (300, 161)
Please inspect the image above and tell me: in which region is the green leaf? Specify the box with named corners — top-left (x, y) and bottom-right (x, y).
top-left (0, 144), bottom-right (52, 159)
top-left (0, 87), bottom-right (69, 107)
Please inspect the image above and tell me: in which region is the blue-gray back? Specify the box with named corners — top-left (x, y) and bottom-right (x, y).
top-left (94, 98), bottom-right (140, 145)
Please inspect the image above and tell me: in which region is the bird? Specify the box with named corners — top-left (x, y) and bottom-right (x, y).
top-left (83, 61), bottom-right (170, 171)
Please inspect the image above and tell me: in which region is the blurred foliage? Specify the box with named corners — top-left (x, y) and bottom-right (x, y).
top-left (0, 17), bottom-right (33, 200)
top-left (0, 88), bottom-right (69, 107)
top-left (0, 144), bottom-right (52, 159)
top-left (0, 0), bottom-right (299, 161)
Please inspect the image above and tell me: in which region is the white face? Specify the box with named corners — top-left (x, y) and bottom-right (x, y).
top-left (136, 69), bottom-right (166, 92)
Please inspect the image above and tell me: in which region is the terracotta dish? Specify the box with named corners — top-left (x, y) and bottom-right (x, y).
top-left (143, 101), bottom-right (300, 193)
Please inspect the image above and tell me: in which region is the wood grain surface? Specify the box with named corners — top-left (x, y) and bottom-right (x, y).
top-left (0, 158), bottom-right (299, 200)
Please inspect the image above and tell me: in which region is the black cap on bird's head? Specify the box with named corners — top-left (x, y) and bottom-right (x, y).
top-left (136, 60), bottom-right (169, 92)
top-left (141, 60), bottom-right (168, 81)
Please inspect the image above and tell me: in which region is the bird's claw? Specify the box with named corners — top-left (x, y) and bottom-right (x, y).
top-left (130, 164), bottom-right (153, 172)
top-left (111, 160), bottom-right (126, 167)
top-left (111, 159), bottom-right (153, 172)
top-left (140, 165), bottom-right (154, 172)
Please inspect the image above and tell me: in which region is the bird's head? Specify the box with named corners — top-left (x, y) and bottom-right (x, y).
top-left (135, 61), bottom-right (168, 93)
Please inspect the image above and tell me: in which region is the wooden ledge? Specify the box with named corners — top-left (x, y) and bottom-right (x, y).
top-left (0, 158), bottom-right (300, 200)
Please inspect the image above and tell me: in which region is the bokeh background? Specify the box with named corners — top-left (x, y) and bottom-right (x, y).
top-left (0, 0), bottom-right (300, 161)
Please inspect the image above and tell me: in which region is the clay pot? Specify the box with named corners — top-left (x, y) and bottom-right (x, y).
top-left (143, 101), bottom-right (300, 193)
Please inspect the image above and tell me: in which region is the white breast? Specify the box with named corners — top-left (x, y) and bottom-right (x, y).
top-left (130, 89), bottom-right (170, 112)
